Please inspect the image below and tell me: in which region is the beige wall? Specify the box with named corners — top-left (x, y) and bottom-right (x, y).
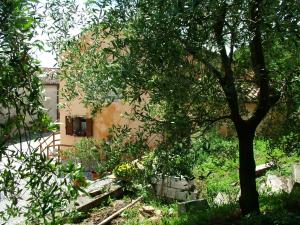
top-left (218, 103), bottom-right (257, 136)
top-left (218, 102), bottom-right (282, 137)
top-left (59, 89), bottom-right (140, 147)
top-left (0, 83), bottom-right (58, 127)
top-left (43, 85), bottom-right (58, 121)
top-left (59, 31), bottom-right (145, 147)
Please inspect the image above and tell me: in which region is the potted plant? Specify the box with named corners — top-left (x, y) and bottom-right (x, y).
top-left (62, 138), bottom-right (106, 180)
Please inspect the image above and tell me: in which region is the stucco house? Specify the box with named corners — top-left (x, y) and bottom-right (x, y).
top-left (0, 67), bottom-right (59, 125)
top-left (39, 67), bottom-right (60, 121)
top-left (59, 80), bottom-right (140, 148)
top-left (59, 73), bottom-right (280, 148)
top-left (57, 31), bottom-right (282, 148)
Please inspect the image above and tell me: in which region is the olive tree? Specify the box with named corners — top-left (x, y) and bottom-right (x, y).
top-left (59, 0), bottom-right (300, 214)
top-left (0, 1), bottom-right (81, 223)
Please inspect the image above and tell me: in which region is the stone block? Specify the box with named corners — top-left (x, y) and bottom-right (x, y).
top-left (187, 191), bottom-right (199, 200)
top-left (154, 175), bottom-right (194, 189)
top-left (266, 174), bottom-right (292, 193)
top-left (286, 176), bottom-right (294, 193)
top-left (155, 183), bottom-right (175, 197)
top-left (175, 189), bottom-right (188, 201)
top-left (267, 174), bottom-right (283, 193)
top-left (156, 177), bottom-right (171, 187)
top-left (172, 180), bottom-right (189, 190)
top-left (154, 175), bottom-right (196, 199)
top-left (86, 177), bottom-right (115, 197)
top-left (291, 164), bottom-right (300, 193)
top-left (76, 185), bottom-right (123, 212)
top-left (156, 184), bottom-right (175, 198)
top-left (162, 187), bottom-right (176, 199)
top-left (155, 183), bottom-right (162, 195)
top-left (178, 199), bottom-right (209, 215)
top-left (171, 177), bottom-right (194, 190)
top-left (292, 164), bottom-right (300, 185)
top-left (214, 192), bottom-right (230, 205)
top-left (139, 206), bottom-right (156, 216)
top-left (175, 190), bottom-right (198, 201)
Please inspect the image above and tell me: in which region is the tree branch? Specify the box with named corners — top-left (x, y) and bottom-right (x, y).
top-left (249, 0), bottom-right (268, 104)
top-left (213, 3), bottom-right (241, 123)
top-left (193, 114), bottom-right (232, 136)
top-left (248, 0), bottom-right (280, 127)
top-left (229, 26), bottom-right (235, 65)
top-left (200, 58), bottom-right (224, 83)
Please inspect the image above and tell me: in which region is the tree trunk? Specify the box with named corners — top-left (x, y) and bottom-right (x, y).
top-left (236, 122), bottom-right (260, 215)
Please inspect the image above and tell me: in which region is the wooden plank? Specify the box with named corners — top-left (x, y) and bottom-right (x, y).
top-left (255, 162), bottom-right (275, 177)
top-left (76, 185), bottom-right (123, 212)
top-left (98, 196), bottom-right (143, 225)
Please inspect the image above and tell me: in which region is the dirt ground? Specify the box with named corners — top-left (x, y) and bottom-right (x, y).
top-left (79, 199), bottom-right (130, 225)
top-left (78, 199), bottom-right (164, 225)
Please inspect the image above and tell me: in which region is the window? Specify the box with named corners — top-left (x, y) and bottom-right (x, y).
top-left (73, 117), bottom-right (86, 136)
top-left (65, 116), bottom-right (93, 137)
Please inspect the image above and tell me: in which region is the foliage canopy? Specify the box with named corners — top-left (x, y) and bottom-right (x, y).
top-left (59, 0), bottom-right (300, 214)
top-left (0, 1), bottom-right (81, 223)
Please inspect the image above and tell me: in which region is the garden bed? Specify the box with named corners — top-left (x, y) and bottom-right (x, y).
top-left (79, 199), bottom-right (130, 224)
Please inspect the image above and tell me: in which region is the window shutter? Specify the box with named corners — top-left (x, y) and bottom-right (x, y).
top-left (86, 118), bottom-right (93, 137)
top-left (65, 116), bottom-right (73, 135)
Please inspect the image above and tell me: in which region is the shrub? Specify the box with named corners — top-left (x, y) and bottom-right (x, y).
top-left (62, 138), bottom-right (105, 173)
top-left (191, 134), bottom-right (239, 200)
top-left (113, 162), bottom-right (137, 182)
top-left (62, 126), bottom-right (151, 178)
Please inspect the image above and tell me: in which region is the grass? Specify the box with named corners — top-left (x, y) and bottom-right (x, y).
top-left (117, 191), bottom-right (300, 225)
top-left (124, 190), bottom-right (300, 225)
top-left (65, 135), bottom-right (300, 224)
top-left (121, 136), bottom-right (300, 225)
top-left (192, 136), bottom-right (300, 201)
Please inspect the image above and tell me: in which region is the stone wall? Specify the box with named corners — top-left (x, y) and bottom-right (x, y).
top-left (154, 176), bottom-right (198, 201)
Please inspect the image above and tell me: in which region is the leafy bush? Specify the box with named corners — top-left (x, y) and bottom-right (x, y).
top-left (191, 134), bottom-right (299, 201)
top-left (145, 141), bottom-right (199, 179)
top-left (191, 134), bottom-right (239, 200)
top-left (101, 125), bottom-right (151, 169)
top-left (0, 150), bottom-right (83, 224)
top-left (241, 191), bottom-right (300, 225)
top-left (62, 138), bottom-right (105, 173)
top-left (62, 126), bottom-right (151, 177)
top-left (160, 203), bottom-right (239, 225)
top-left (275, 131), bottom-right (300, 155)
top-left (113, 162), bottom-right (137, 182)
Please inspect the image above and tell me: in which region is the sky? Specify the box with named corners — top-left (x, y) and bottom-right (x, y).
top-left (36, 50), bottom-right (57, 68)
top-left (34, 0), bottom-right (86, 68)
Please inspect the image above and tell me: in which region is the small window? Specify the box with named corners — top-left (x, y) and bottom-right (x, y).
top-left (73, 117), bottom-right (86, 136)
top-left (65, 116), bottom-right (93, 137)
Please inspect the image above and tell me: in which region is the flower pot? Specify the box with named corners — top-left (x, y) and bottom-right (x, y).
top-left (91, 171), bottom-right (101, 180)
